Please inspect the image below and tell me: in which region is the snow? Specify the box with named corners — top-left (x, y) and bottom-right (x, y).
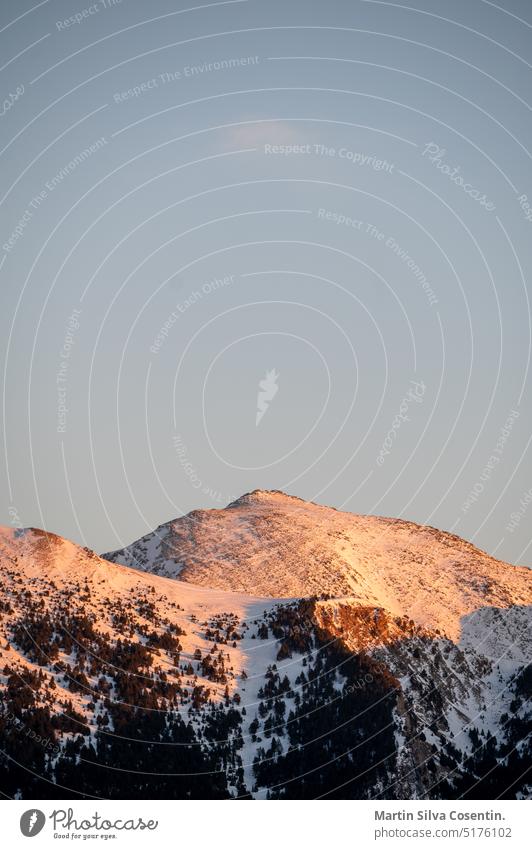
top-left (0, 489), bottom-right (530, 799)
top-left (103, 489), bottom-right (531, 640)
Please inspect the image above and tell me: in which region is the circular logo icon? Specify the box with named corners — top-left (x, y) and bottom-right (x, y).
top-left (20, 809), bottom-right (46, 837)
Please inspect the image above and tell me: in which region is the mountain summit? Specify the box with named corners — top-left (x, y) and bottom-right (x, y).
top-left (103, 490), bottom-right (530, 639)
top-left (1, 495), bottom-right (530, 800)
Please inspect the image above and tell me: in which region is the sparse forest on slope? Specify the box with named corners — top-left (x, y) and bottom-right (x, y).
top-left (0, 492), bottom-right (530, 799)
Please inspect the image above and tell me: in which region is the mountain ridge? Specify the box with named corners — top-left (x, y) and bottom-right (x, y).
top-left (102, 490), bottom-right (531, 640)
top-left (0, 494), bottom-right (530, 800)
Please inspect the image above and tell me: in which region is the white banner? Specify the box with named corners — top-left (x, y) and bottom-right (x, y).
top-left (3, 799), bottom-right (530, 848)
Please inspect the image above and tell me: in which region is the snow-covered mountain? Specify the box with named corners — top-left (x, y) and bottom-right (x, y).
top-left (103, 490), bottom-right (531, 640)
top-left (1, 493), bottom-right (530, 800)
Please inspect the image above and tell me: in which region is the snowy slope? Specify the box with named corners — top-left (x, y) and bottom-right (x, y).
top-left (103, 490), bottom-right (531, 640)
top-left (0, 526), bottom-right (306, 797)
top-left (0, 525), bottom-right (286, 685)
top-left (1, 515), bottom-right (530, 800)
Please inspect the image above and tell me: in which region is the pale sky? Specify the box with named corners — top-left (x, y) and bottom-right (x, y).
top-left (1, 0), bottom-right (531, 566)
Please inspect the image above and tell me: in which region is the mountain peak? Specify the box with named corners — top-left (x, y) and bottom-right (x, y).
top-left (1, 506), bottom-right (531, 801)
top-left (103, 492), bottom-right (531, 639)
top-left (227, 488), bottom-right (307, 507)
